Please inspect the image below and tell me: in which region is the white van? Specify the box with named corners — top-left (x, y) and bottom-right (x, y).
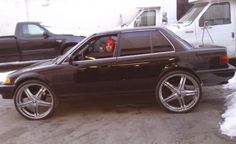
top-left (123, 7), bottom-right (165, 28)
top-left (168, 0), bottom-right (236, 60)
top-left (121, 0), bottom-right (178, 28)
top-left (123, 6), bottom-right (176, 28)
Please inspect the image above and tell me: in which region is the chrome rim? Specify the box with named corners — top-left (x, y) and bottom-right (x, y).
top-left (159, 73), bottom-right (200, 112)
top-left (15, 83), bottom-right (54, 119)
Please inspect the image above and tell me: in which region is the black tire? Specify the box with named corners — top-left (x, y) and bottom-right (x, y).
top-left (156, 70), bottom-right (202, 113)
top-left (14, 80), bottom-right (57, 120)
top-left (62, 46), bottom-right (74, 54)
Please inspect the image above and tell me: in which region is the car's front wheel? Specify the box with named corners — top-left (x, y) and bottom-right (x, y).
top-left (14, 80), bottom-right (57, 120)
top-left (156, 71), bottom-right (201, 113)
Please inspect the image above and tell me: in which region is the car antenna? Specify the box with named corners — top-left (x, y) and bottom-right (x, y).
top-left (201, 21), bottom-right (214, 46)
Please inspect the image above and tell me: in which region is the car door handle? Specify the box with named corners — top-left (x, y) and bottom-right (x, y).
top-left (89, 66), bottom-right (98, 68)
top-left (201, 26), bottom-right (212, 30)
top-left (20, 40), bottom-right (30, 44)
top-left (232, 32), bottom-right (234, 38)
top-left (185, 30), bottom-right (194, 33)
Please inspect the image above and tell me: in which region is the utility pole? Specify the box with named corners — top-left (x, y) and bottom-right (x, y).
top-left (25, 0), bottom-right (30, 20)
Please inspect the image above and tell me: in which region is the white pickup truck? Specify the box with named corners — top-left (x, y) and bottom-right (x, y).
top-left (168, 0), bottom-right (236, 61)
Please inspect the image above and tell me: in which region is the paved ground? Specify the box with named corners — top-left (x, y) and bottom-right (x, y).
top-left (0, 85), bottom-right (236, 144)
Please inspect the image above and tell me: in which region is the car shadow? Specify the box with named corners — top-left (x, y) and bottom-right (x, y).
top-left (54, 95), bottom-right (161, 118)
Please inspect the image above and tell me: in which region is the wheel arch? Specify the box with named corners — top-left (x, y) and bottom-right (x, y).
top-left (155, 64), bottom-right (203, 113)
top-left (13, 73), bottom-right (57, 120)
top-left (158, 64), bottom-right (202, 85)
top-left (14, 73), bottom-right (50, 94)
top-left (60, 42), bottom-right (77, 54)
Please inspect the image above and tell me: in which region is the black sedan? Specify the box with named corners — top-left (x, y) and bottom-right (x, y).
top-left (0, 27), bottom-right (235, 120)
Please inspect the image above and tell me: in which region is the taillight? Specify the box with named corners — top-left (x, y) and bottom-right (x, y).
top-left (220, 54), bottom-right (229, 65)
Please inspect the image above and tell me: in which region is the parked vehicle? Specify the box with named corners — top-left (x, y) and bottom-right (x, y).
top-left (167, 0), bottom-right (236, 61)
top-left (0, 22), bottom-right (85, 66)
top-left (0, 27), bottom-right (235, 120)
top-left (121, 0), bottom-right (191, 28)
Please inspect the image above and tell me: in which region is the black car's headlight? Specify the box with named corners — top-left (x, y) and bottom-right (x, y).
top-left (1, 77), bottom-right (12, 85)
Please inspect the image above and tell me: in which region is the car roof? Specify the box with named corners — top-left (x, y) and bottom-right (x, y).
top-left (18, 21), bottom-right (41, 24)
top-left (92, 27), bottom-right (164, 36)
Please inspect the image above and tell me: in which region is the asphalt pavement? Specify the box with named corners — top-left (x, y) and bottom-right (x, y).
top-left (0, 85), bottom-right (235, 144)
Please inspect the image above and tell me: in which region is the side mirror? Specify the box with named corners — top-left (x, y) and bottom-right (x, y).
top-left (43, 32), bottom-right (49, 39)
top-left (162, 12), bottom-right (168, 24)
top-left (68, 55), bottom-right (74, 65)
top-left (68, 53), bottom-right (83, 65)
top-left (204, 21), bottom-right (209, 27)
top-left (134, 19), bottom-right (140, 27)
top-left (121, 23), bottom-right (128, 27)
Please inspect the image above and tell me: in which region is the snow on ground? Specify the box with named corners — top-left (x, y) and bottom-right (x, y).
top-left (220, 74), bottom-right (236, 138)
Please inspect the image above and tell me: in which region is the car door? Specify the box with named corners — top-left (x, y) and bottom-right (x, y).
top-left (0, 36), bottom-right (20, 63)
top-left (114, 30), bottom-right (176, 94)
top-left (18, 23), bottom-right (60, 61)
top-left (56, 35), bottom-right (120, 98)
top-left (196, 1), bottom-right (236, 58)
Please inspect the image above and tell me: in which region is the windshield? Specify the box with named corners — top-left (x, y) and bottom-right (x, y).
top-left (54, 35), bottom-right (91, 64)
top-left (178, 2), bottom-right (208, 26)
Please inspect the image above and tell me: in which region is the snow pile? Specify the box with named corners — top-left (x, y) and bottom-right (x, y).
top-left (220, 74), bottom-right (236, 138)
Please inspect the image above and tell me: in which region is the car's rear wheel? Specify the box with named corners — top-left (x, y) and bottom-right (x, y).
top-left (156, 71), bottom-right (201, 113)
top-left (14, 80), bottom-right (57, 120)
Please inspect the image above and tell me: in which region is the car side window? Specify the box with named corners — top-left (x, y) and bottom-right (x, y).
top-left (119, 31), bottom-right (151, 56)
top-left (74, 35), bottom-right (117, 61)
top-left (134, 10), bottom-right (156, 27)
top-left (199, 2), bottom-right (231, 27)
top-left (22, 24), bottom-right (45, 38)
top-left (151, 31), bottom-right (173, 53)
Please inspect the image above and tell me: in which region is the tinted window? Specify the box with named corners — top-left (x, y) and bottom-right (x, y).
top-left (120, 31), bottom-right (151, 56)
top-left (151, 31), bottom-right (173, 52)
top-left (134, 10), bottom-right (156, 27)
top-left (22, 24), bottom-right (45, 38)
top-left (74, 35), bottom-right (117, 60)
top-left (199, 2), bottom-right (231, 27)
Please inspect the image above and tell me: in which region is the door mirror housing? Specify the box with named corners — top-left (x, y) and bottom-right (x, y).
top-left (162, 12), bottom-right (168, 24)
top-left (43, 32), bottom-right (50, 39)
top-left (68, 55), bottom-right (74, 65)
top-left (68, 53), bottom-right (83, 65)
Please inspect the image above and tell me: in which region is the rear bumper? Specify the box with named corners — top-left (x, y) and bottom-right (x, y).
top-left (196, 64), bottom-right (235, 86)
top-left (0, 84), bottom-right (15, 99)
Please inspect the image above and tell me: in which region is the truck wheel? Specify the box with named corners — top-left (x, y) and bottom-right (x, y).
top-left (156, 70), bottom-right (201, 113)
top-left (14, 80), bottom-right (57, 120)
top-left (62, 46), bottom-right (74, 54)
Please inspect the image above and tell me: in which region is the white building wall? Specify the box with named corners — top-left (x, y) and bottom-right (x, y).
top-left (0, 0), bottom-right (27, 35)
top-left (0, 0), bottom-right (177, 35)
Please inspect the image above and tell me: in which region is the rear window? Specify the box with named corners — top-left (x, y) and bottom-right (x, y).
top-left (164, 28), bottom-right (193, 49)
top-left (119, 30), bottom-right (175, 56)
top-left (119, 31), bottom-right (151, 56)
top-left (151, 31), bottom-right (173, 52)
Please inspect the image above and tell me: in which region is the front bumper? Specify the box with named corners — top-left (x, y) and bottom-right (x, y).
top-left (196, 64), bottom-right (235, 86)
top-left (0, 84), bottom-right (15, 99)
